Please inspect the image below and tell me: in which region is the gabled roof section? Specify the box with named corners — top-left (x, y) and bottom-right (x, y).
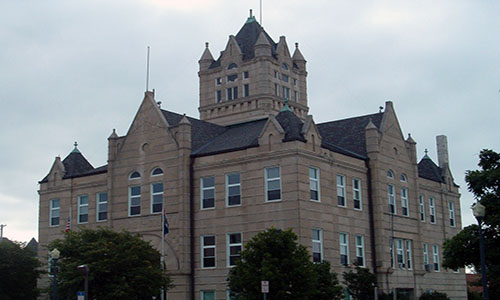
top-left (275, 110), bottom-right (306, 142)
top-left (317, 113), bottom-right (384, 158)
top-left (61, 151), bottom-right (94, 178)
top-left (210, 18), bottom-right (276, 68)
top-left (418, 156), bottom-right (445, 183)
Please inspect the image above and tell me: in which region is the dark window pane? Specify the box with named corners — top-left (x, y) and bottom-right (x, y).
top-left (51, 217), bottom-right (59, 226)
top-left (204, 257), bottom-right (215, 267)
top-left (228, 195), bottom-right (240, 206)
top-left (130, 206), bottom-right (140, 215)
top-left (354, 200), bottom-right (361, 209)
top-left (268, 189), bottom-right (281, 201)
top-left (230, 234), bottom-right (241, 244)
top-left (338, 196), bottom-right (345, 206)
top-left (98, 212), bottom-right (107, 221)
top-left (310, 190), bottom-right (318, 200)
top-left (203, 197), bottom-right (214, 208)
top-left (203, 177), bottom-right (214, 187)
top-left (227, 74), bottom-right (237, 82)
top-left (340, 255), bottom-right (348, 265)
top-left (131, 186), bottom-right (141, 195)
top-left (152, 168), bottom-right (163, 175)
top-left (79, 214), bottom-right (88, 223)
top-left (152, 203), bottom-right (162, 213)
top-left (313, 253), bottom-right (321, 263)
top-left (357, 257), bottom-right (364, 266)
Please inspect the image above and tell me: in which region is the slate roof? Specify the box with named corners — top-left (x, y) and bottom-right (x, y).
top-left (209, 18), bottom-right (277, 69)
top-left (317, 113), bottom-right (384, 159)
top-left (39, 151), bottom-right (106, 183)
top-left (418, 156), bottom-right (445, 183)
top-left (275, 110), bottom-right (306, 142)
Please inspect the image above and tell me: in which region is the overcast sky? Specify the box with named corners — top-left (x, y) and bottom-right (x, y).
top-left (1, 0), bottom-right (499, 242)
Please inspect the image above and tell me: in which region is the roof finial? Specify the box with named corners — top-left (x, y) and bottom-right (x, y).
top-left (423, 148), bottom-right (430, 159)
top-left (280, 98), bottom-right (292, 112)
top-left (71, 141), bottom-right (80, 153)
top-left (246, 8), bottom-right (257, 23)
top-left (250, 9), bottom-right (253, 18)
top-left (295, 42), bottom-right (299, 49)
top-left (205, 42), bottom-right (209, 48)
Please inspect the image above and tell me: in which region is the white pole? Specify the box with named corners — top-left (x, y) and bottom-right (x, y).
top-left (0, 224), bottom-right (6, 241)
top-left (161, 198), bottom-right (165, 300)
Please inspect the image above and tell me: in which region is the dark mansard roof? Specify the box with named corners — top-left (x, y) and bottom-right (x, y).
top-left (417, 155), bottom-right (445, 183)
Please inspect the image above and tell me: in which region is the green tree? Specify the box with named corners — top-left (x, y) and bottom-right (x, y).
top-left (227, 228), bottom-right (343, 300)
top-left (443, 149), bottom-right (500, 294)
top-left (0, 240), bottom-right (42, 300)
top-left (47, 228), bottom-right (171, 300)
top-left (342, 265), bottom-right (377, 300)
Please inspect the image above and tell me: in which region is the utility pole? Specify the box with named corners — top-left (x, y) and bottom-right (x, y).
top-left (0, 224), bottom-right (6, 241)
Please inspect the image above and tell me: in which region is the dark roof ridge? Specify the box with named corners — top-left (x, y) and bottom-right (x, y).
top-left (318, 112), bottom-right (383, 126)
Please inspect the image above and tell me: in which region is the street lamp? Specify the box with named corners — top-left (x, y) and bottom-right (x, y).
top-left (77, 264), bottom-right (89, 300)
top-left (49, 248), bottom-right (60, 300)
top-left (472, 202), bottom-right (489, 300)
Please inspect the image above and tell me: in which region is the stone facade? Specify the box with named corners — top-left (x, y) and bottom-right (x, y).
top-left (38, 13), bottom-right (466, 300)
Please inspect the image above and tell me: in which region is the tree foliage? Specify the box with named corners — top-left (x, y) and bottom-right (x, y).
top-left (343, 265), bottom-right (377, 300)
top-left (47, 228), bottom-right (171, 300)
top-left (227, 228), bottom-right (343, 300)
top-left (443, 149), bottom-right (500, 294)
top-left (0, 240), bottom-right (42, 300)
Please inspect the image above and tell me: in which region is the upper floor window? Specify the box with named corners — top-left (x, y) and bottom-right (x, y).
top-left (282, 74), bottom-right (289, 83)
top-left (339, 232), bottom-right (349, 266)
top-left (97, 192), bottom-right (107, 222)
top-left (274, 70), bottom-right (279, 79)
top-left (392, 238), bottom-right (412, 270)
top-left (401, 188), bottom-right (409, 216)
top-left (244, 84), bottom-right (249, 97)
top-left (293, 78), bottom-right (297, 85)
top-left (202, 235), bottom-right (216, 268)
top-left (312, 228), bottom-right (323, 263)
top-left (227, 74), bottom-right (238, 82)
top-left (265, 167), bottom-right (281, 201)
top-left (151, 182), bottom-right (163, 213)
top-left (129, 171), bottom-right (141, 179)
top-left (201, 176), bottom-right (215, 209)
top-left (400, 174), bottom-right (407, 182)
top-left (281, 62), bottom-right (289, 70)
top-left (227, 233), bottom-right (242, 267)
top-left (309, 167), bottom-right (320, 201)
top-left (50, 198), bottom-right (60, 226)
top-left (151, 167), bottom-right (163, 176)
top-left (216, 90), bottom-right (222, 103)
top-left (227, 63), bottom-right (238, 70)
top-left (388, 184), bottom-right (395, 214)
top-left (387, 170), bottom-right (394, 179)
top-left (449, 201), bottom-right (456, 227)
top-left (337, 175), bottom-right (346, 207)
top-left (429, 197), bottom-right (436, 224)
top-left (129, 186), bottom-right (141, 216)
top-left (419, 195), bottom-right (426, 222)
top-left (227, 86), bottom-right (238, 101)
top-left (423, 243), bottom-right (429, 268)
top-left (353, 179), bottom-right (362, 210)
top-left (226, 173), bottom-right (241, 207)
top-left (406, 240), bottom-right (413, 270)
top-left (216, 77), bottom-right (222, 85)
top-left (282, 86), bottom-right (290, 100)
top-left (78, 195), bottom-right (89, 224)
top-left (355, 235), bottom-right (365, 267)
top-left (243, 71), bottom-right (249, 79)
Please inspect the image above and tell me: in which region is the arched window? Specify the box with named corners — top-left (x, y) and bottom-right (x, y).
top-left (227, 63), bottom-right (238, 70)
top-left (129, 171), bottom-right (141, 179)
top-left (387, 170), bottom-right (394, 179)
top-left (282, 62), bottom-right (289, 70)
top-left (400, 174), bottom-right (407, 182)
top-left (151, 167), bottom-right (164, 176)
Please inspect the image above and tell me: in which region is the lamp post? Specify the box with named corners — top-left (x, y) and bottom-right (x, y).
top-left (49, 248), bottom-right (60, 300)
top-left (472, 202), bottom-right (489, 300)
top-left (77, 264), bottom-right (89, 300)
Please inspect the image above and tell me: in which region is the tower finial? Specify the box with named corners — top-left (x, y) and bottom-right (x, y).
top-left (280, 98), bottom-right (292, 112)
top-left (250, 9), bottom-right (253, 18)
top-left (205, 42), bottom-right (209, 48)
top-left (71, 141), bottom-right (80, 153)
top-left (295, 42), bottom-right (299, 48)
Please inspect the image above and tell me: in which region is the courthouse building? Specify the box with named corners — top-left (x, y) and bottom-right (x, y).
top-left (38, 13), bottom-right (467, 300)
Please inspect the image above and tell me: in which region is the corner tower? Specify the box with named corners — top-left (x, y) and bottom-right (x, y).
top-left (198, 11), bottom-right (308, 125)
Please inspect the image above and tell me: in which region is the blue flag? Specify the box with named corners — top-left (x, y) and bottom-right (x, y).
top-left (163, 212), bottom-right (169, 235)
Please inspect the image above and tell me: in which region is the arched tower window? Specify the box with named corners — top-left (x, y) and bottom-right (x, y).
top-left (387, 170), bottom-right (394, 179)
top-left (227, 63), bottom-right (238, 70)
top-left (282, 62), bottom-right (289, 70)
top-left (400, 174), bottom-right (407, 182)
top-left (151, 168), bottom-right (164, 176)
top-left (129, 171), bottom-right (141, 179)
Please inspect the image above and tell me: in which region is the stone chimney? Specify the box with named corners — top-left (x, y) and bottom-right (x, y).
top-left (436, 135), bottom-right (449, 168)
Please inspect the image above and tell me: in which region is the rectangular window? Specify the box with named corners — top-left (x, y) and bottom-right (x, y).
top-left (50, 199), bottom-right (60, 226)
top-left (96, 192), bottom-right (107, 221)
top-left (201, 176), bottom-right (215, 209)
top-left (265, 167), bottom-right (281, 201)
top-left (293, 78), bottom-right (297, 85)
top-left (282, 74), bottom-right (289, 83)
top-left (129, 186), bottom-right (141, 216)
top-left (151, 182), bottom-right (163, 213)
top-left (312, 229), bottom-right (323, 263)
top-left (337, 175), bottom-right (346, 207)
top-left (216, 90), bottom-right (222, 103)
top-left (243, 71), bottom-right (249, 79)
top-left (227, 233), bottom-right (242, 267)
top-left (433, 244), bottom-right (440, 272)
top-left (227, 87), bottom-right (238, 100)
top-left (340, 233), bottom-right (349, 266)
top-left (274, 70), bottom-right (278, 79)
top-left (388, 184), bottom-right (395, 214)
top-left (449, 201), bottom-right (456, 227)
top-left (419, 195), bottom-right (426, 222)
top-left (216, 77), bottom-right (222, 85)
top-left (423, 243), bottom-right (429, 267)
top-left (244, 84), bottom-right (249, 97)
top-left (282, 86), bottom-right (290, 99)
top-left (202, 235), bottom-right (216, 268)
top-left (78, 195), bottom-right (89, 224)
top-left (201, 290), bottom-right (215, 300)
top-left (274, 83), bottom-right (279, 96)
top-left (353, 179), bottom-right (362, 210)
top-left (406, 240), bottom-right (412, 270)
top-left (396, 239), bottom-right (405, 268)
top-left (226, 173), bottom-right (241, 206)
top-left (390, 239), bottom-right (394, 268)
top-left (294, 90), bottom-right (298, 102)
top-left (429, 197), bottom-right (436, 224)
top-left (309, 167), bottom-right (320, 201)
top-left (355, 235), bottom-right (365, 267)
top-left (401, 188), bottom-right (409, 216)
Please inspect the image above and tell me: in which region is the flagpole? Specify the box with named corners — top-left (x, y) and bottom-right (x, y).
top-left (161, 198), bottom-right (165, 300)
